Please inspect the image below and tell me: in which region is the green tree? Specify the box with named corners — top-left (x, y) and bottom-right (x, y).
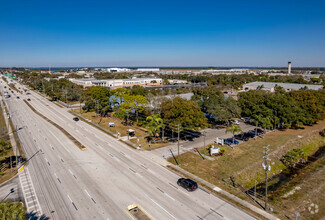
top-left (0, 201), bottom-right (26, 220)
top-left (82, 87), bottom-right (111, 121)
top-left (130, 95), bottom-right (148, 123)
top-left (192, 86), bottom-right (241, 124)
top-left (161, 97), bottom-right (208, 130)
top-left (130, 85), bottom-right (148, 96)
top-left (146, 114), bottom-right (164, 147)
top-left (225, 124), bottom-right (242, 144)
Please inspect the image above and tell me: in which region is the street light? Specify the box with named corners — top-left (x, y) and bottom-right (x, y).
top-left (203, 131), bottom-right (206, 156)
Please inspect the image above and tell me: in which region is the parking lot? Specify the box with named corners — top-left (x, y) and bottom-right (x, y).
top-left (153, 122), bottom-right (259, 159)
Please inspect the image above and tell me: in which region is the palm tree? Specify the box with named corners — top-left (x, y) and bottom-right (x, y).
top-left (146, 114), bottom-right (164, 148)
top-left (225, 124), bottom-right (242, 144)
top-left (260, 116), bottom-right (273, 137)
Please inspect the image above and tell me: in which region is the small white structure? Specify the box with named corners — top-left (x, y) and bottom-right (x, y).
top-left (107, 68), bottom-right (131, 72)
top-left (215, 137), bottom-right (224, 145)
top-left (210, 147), bottom-right (220, 156)
top-left (109, 122), bottom-right (115, 127)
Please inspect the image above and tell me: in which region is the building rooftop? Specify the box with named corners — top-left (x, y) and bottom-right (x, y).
top-left (244, 82), bottom-right (323, 90)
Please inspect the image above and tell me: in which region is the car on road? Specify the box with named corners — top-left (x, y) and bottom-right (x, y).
top-left (16, 96), bottom-right (20, 99)
top-left (73, 117), bottom-right (79, 121)
top-left (224, 138), bottom-right (239, 145)
top-left (27, 98), bottom-right (31, 101)
top-left (177, 178), bottom-right (198, 191)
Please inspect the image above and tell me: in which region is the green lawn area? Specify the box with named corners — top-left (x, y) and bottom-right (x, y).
top-left (73, 109), bottom-right (170, 150)
top-left (129, 136), bottom-right (169, 150)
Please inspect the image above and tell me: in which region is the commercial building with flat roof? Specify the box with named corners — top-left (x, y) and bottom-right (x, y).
top-left (243, 82), bottom-right (323, 92)
top-left (69, 77), bottom-right (162, 89)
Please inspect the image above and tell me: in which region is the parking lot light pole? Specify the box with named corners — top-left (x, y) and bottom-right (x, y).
top-left (203, 131), bottom-right (206, 155)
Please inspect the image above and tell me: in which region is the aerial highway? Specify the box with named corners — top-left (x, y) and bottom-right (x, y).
top-left (1, 79), bottom-right (256, 220)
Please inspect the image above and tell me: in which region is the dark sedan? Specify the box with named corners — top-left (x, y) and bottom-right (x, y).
top-left (177, 178), bottom-right (198, 191)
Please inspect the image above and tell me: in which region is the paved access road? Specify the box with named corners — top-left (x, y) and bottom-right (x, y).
top-left (154, 124), bottom-right (256, 160)
top-left (1, 80), bottom-right (256, 220)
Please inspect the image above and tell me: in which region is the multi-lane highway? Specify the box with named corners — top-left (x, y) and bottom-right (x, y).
top-left (1, 79), bottom-right (256, 220)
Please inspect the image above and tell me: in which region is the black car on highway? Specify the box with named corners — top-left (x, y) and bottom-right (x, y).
top-left (73, 117), bottom-right (79, 121)
top-left (177, 178), bottom-right (198, 191)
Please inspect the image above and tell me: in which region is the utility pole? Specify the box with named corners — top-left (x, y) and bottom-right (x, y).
top-left (15, 125), bottom-right (18, 168)
top-left (177, 124), bottom-right (181, 157)
top-left (262, 145), bottom-right (271, 211)
top-left (274, 110), bottom-right (277, 130)
top-left (203, 131), bottom-right (206, 156)
top-left (254, 180), bottom-right (257, 203)
top-left (95, 100), bottom-right (99, 117)
top-left (10, 154), bottom-right (12, 176)
top-left (127, 112), bottom-right (129, 140)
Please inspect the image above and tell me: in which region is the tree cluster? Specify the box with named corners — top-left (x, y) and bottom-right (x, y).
top-left (192, 86), bottom-right (241, 124)
top-left (238, 89), bottom-right (325, 128)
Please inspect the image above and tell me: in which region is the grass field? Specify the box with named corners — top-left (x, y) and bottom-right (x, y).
top-left (168, 120), bottom-right (325, 219)
top-left (72, 109), bottom-right (169, 150)
top-left (0, 106), bottom-right (17, 184)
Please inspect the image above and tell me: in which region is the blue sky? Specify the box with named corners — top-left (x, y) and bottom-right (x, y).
top-left (0, 0), bottom-right (324, 67)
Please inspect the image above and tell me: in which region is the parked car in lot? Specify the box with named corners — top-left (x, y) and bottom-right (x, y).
top-left (224, 138), bottom-right (239, 145)
top-left (230, 120), bottom-right (240, 125)
top-left (16, 96), bottom-right (20, 99)
top-left (247, 128), bottom-right (264, 137)
top-left (73, 117), bottom-right (79, 121)
top-left (177, 178), bottom-right (198, 191)
top-left (253, 128), bottom-right (264, 135)
top-left (246, 130), bottom-right (257, 138)
top-left (27, 98), bottom-right (31, 101)
top-left (234, 133), bottom-right (249, 141)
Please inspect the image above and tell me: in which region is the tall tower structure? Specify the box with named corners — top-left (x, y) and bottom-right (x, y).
top-left (288, 61), bottom-right (291, 74)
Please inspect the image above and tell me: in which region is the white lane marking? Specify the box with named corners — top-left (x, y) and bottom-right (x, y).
top-left (148, 197), bottom-right (177, 220)
top-left (67, 195), bottom-right (73, 203)
top-left (49, 130), bottom-right (70, 153)
top-left (68, 169), bottom-right (77, 179)
top-left (113, 157), bottom-right (120, 162)
top-left (165, 193), bottom-right (175, 201)
top-left (84, 189), bottom-right (91, 197)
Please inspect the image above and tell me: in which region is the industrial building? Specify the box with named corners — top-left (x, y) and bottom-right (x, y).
top-left (69, 77), bottom-right (162, 89)
top-left (242, 82), bottom-right (323, 92)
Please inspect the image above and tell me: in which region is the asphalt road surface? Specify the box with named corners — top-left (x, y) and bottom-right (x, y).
top-left (0, 79), bottom-right (256, 220)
